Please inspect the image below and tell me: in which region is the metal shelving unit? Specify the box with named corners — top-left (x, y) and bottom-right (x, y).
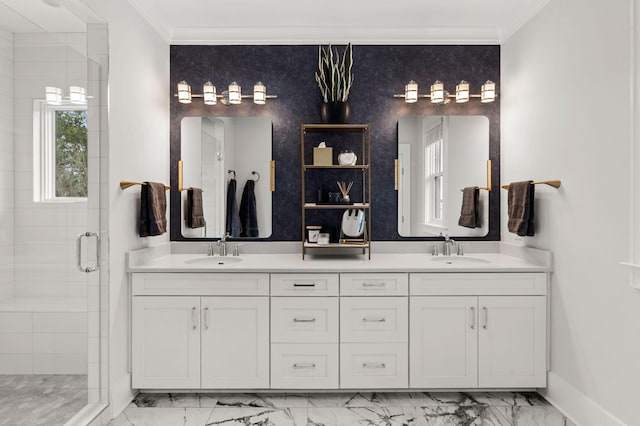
top-left (300, 123), bottom-right (371, 259)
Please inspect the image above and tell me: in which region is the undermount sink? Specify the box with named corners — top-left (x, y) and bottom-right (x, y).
top-left (429, 256), bottom-right (491, 265)
top-left (184, 256), bottom-right (243, 265)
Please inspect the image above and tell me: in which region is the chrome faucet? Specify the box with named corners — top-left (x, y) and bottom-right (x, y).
top-left (217, 233), bottom-right (229, 256)
top-left (442, 234), bottom-right (456, 256)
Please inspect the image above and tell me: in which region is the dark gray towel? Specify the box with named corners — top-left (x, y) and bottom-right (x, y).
top-left (458, 187), bottom-right (480, 228)
top-left (225, 179), bottom-right (241, 237)
top-left (239, 179), bottom-right (259, 238)
top-left (507, 181), bottom-right (535, 237)
top-left (139, 182), bottom-right (167, 237)
top-left (187, 188), bottom-right (205, 228)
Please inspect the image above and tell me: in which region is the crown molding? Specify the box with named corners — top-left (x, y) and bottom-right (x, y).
top-left (170, 26), bottom-right (501, 45)
top-left (499, 0), bottom-right (553, 43)
top-left (126, 0), bottom-right (171, 43)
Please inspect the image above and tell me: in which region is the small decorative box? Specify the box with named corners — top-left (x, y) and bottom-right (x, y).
top-left (313, 147), bottom-right (333, 166)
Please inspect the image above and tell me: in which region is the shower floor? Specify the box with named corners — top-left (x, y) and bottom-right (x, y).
top-left (0, 375), bottom-right (87, 426)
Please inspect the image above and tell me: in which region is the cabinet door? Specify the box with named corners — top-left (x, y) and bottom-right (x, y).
top-left (409, 296), bottom-right (477, 388)
top-left (201, 297), bottom-right (269, 388)
top-left (132, 296), bottom-right (200, 389)
top-left (478, 296), bottom-right (546, 388)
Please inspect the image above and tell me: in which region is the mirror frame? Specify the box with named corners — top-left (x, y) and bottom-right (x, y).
top-left (395, 111), bottom-right (500, 242)
top-left (397, 114), bottom-right (491, 238)
top-left (170, 114), bottom-right (275, 241)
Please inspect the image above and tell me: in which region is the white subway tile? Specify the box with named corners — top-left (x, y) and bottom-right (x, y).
top-left (33, 332), bottom-right (87, 354)
top-left (0, 312), bottom-right (32, 333)
top-left (33, 353), bottom-right (87, 374)
top-left (0, 333), bottom-right (33, 353)
top-left (14, 33), bottom-right (67, 47)
top-left (14, 282), bottom-right (67, 298)
top-left (33, 312), bottom-right (87, 333)
top-left (14, 62), bottom-right (67, 80)
top-left (0, 354), bottom-right (33, 373)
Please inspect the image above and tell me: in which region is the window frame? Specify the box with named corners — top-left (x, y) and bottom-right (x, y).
top-left (33, 99), bottom-right (88, 203)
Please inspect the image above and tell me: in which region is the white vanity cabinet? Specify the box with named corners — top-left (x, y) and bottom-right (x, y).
top-left (270, 273), bottom-right (339, 389)
top-left (409, 273), bottom-right (547, 389)
top-left (339, 273), bottom-right (409, 389)
top-left (129, 264), bottom-right (548, 391)
top-left (131, 273), bottom-right (269, 390)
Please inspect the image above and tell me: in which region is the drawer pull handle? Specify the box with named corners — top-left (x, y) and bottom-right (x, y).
top-left (482, 306), bottom-right (488, 330)
top-left (362, 317), bottom-right (386, 323)
top-left (293, 283), bottom-right (316, 287)
top-left (293, 317), bottom-right (316, 323)
top-left (293, 363), bottom-right (316, 369)
top-left (470, 306), bottom-right (475, 330)
top-left (191, 307), bottom-right (197, 331)
top-left (362, 362), bottom-right (386, 369)
top-left (362, 282), bottom-right (386, 287)
top-left (204, 307), bottom-right (209, 330)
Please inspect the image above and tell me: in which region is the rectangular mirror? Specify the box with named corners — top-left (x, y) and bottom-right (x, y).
top-left (398, 115), bottom-right (489, 237)
top-left (180, 116), bottom-right (272, 239)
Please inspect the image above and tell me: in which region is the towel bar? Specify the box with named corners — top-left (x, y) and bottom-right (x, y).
top-left (501, 180), bottom-right (561, 190)
top-left (120, 181), bottom-right (170, 190)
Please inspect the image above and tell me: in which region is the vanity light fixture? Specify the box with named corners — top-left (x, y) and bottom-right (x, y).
top-left (177, 80), bottom-right (192, 104)
top-left (45, 86), bottom-right (90, 105)
top-left (228, 81), bottom-right (242, 104)
top-left (253, 82), bottom-right (266, 105)
top-left (203, 81), bottom-right (217, 105)
top-left (69, 86), bottom-right (86, 104)
top-left (481, 80), bottom-right (496, 103)
top-left (394, 79), bottom-right (497, 105)
top-left (430, 80), bottom-right (448, 104)
top-left (45, 86), bottom-right (63, 105)
top-left (404, 80), bottom-right (418, 103)
top-left (455, 80), bottom-right (470, 103)
top-left (174, 80), bottom-right (278, 105)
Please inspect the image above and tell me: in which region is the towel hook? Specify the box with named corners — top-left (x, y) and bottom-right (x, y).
top-left (228, 169), bottom-right (236, 179)
top-left (251, 171), bottom-right (260, 182)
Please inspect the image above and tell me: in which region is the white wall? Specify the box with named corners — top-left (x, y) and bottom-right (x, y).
top-left (0, 29), bottom-right (13, 300)
top-left (103, 0), bottom-right (169, 417)
top-left (12, 32), bottom-right (89, 299)
top-left (502, 0), bottom-right (639, 424)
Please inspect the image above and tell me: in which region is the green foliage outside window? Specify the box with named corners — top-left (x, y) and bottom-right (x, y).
top-left (55, 110), bottom-right (88, 197)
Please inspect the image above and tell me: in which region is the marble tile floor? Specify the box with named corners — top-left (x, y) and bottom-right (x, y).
top-left (0, 374), bottom-right (87, 426)
top-left (109, 392), bottom-right (576, 426)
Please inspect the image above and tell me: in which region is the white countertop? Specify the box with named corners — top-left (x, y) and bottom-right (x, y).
top-left (127, 251), bottom-right (550, 273)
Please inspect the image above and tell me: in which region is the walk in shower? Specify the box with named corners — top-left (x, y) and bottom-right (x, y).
top-left (0, 2), bottom-right (107, 424)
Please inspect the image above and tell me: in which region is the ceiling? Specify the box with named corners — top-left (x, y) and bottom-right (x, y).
top-left (0, 0), bottom-right (87, 33)
top-left (128, 0), bottom-right (553, 44)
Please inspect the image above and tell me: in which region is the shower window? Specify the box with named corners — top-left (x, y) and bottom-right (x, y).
top-left (33, 100), bottom-right (88, 202)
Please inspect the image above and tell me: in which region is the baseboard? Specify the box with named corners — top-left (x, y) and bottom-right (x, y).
top-left (541, 372), bottom-right (627, 426)
top-left (109, 373), bottom-right (136, 421)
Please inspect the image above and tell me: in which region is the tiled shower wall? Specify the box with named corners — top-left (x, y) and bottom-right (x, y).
top-left (13, 32), bottom-right (89, 299)
top-left (0, 29), bottom-right (13, 300)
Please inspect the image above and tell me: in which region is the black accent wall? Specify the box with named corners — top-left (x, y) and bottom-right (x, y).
top-left (170, 45), bottom-right (500, 242)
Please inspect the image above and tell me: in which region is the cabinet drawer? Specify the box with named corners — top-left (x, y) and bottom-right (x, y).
top-left (271, 297), bottom-right (338, 343)
top-left (340, 343), bottom-right (408, 389)
top-left (271, 274), bottom-right (339, 296)
top-left (340, 273), bottom-right (408, 296)
top-left (410, 273), bottom-right (547, 296)
top-left (340, 297), bottom-right (408, 343)
top-left (132, 273), bottom-right (269, 296)
top-left (271, 343), bottom-right (338, 389)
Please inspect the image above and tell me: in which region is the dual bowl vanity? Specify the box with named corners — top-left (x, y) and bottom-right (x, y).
top-left (128, 245), bottom-right (550, 392)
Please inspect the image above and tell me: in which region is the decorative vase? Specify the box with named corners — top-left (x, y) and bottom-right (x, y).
top-left (320, 101), bottom-right (351, 124)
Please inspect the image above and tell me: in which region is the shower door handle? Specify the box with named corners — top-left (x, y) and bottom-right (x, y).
top-left (77, 232), bottom-right (100, 273)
